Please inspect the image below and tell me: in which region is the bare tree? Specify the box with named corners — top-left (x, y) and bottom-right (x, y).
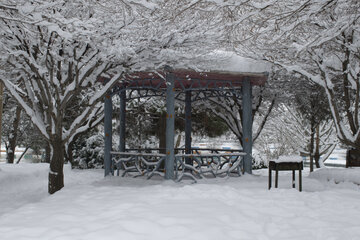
top-left (0, 0), bottom-right (235, 193)
top-left (231, 0), bottom-right (360, 156)
top-left (256, 104), bottom-right (337, 166)
top-left (196, 68), bottom-right (287, 149)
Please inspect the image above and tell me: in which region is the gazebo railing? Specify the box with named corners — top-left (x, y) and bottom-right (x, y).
top-left (111, 151), bottom-right (166, 179)
top-left (175, 153), bottom-right (246, 182)
top-left (111, 148), bottom-right (245, 181)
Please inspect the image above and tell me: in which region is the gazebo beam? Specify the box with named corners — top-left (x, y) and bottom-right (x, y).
top-left (119, 90), bottom-right (126, 152)
top-left (104, 94), bottom-right (113, 176)
top-left (165, 67), bottom-right (175, 179)
top-left (242, 79), bottom-right (253, 174)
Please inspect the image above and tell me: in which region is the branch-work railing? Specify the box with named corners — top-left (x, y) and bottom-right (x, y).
top-left (175, 153), bottom-right (246, 182)
top-left (111, 151), bottom-right (166, 178)
top-left (111, 149), bottom-right (245, 182)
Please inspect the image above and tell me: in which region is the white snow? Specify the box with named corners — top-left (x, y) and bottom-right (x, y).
top-left (309, 168), bottom-right (360, 185)
top-left (205, 51), bottom-right (271, 73)
top-left (1, 163), bottom-right (360, 240)
top-left (273, 155), bottom-right (303, 163)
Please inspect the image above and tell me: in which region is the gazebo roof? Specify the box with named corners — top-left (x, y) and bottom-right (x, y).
top-left (109, 69), bottom-right (268, 91)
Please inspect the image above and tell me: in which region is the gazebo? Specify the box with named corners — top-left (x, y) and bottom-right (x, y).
top-left (104, 64), bottom-right (268, 181)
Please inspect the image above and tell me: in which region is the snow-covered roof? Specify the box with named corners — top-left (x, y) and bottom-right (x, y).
top-left (100, 52), bottom-right (270, 89)
top-left (203, 51), bottom-right (271, 73)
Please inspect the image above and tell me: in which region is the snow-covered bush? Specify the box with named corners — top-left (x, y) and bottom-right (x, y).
top-left (72, 130), bottom-right (104, 169)
top-left (252, 151), bottom-right (268, 169)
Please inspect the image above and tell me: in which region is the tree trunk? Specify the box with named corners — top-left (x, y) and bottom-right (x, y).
top-left (16, 146), bottom-right (29, 164)
top-left (157, 112), bottom-right (167, 170)
top-left (45, 141), bottom-right (51, 163)
top-left (353, 147), bottom-right (360, 160)
top-left (6, 105), bottom-right (22, 164)
top-left (0, 82), bottom-right (4, 159)
top-left (175, 133), bottom-right (181, 154)
top-left (309, 123), bottom-right (315, 172)
top-left (66, 141), bottom-right (75, 167)
top-left (48, 138), bottom-right (65, 194)
top-left (158, 112), bottom-right (166, 154)
top-left (314, 125), bottom-right (321, 168)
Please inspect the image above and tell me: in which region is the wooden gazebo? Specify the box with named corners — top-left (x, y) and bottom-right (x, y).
top-left (104, 66), bottom-right (268, 180)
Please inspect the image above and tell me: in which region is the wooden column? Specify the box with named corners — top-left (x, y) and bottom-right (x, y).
top-left (242, 79), bottom-right (253, 174)
top-left (165, 66), bottom-right (175, 179)
top-left (185, 90), bottom-right (192, 165)
top-left (104, 94), bottom-right (113, 176)
top-left (119, 90), bottom-right (126, 152)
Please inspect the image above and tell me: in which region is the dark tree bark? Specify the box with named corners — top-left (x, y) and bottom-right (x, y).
top-left (158, 112), bottom-right (166, 154)
top-left (45, 142), bottom-right (51, 163)
top-left (0, 83), bottom-right (4, 159)
top-left (6, 105), bottom-right (21, 164)
top-left (309, 118), bottom-right (315, 172)
top-left (48, 137), bottom-right (65, 194)
top-left (16, 146), bottom-right (29, 164)
top-left (66, 140), bottom-right (74, 166)
top-left (314, 125), bottom-right (321, 168)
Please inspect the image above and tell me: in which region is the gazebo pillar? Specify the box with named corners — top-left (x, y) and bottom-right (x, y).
top-left (104, 94), bottom-right (113, 176)
top-left (165, 66), bottom-right (175, 179)
top-left (242, 79), bottom-right (253, 174)
top-left (119, 90), bottom-right (126, 152)
top-left (185, 90), bottom-right (192, 165)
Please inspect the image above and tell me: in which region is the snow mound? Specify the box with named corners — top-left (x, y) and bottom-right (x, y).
top-left (310, 168), bottom-right (360, 185)
top-left (0, 163), bottom-right (49, 216)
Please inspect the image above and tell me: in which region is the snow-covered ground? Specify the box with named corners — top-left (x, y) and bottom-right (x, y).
top-left (1, 163), bottom-right (360, 240)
